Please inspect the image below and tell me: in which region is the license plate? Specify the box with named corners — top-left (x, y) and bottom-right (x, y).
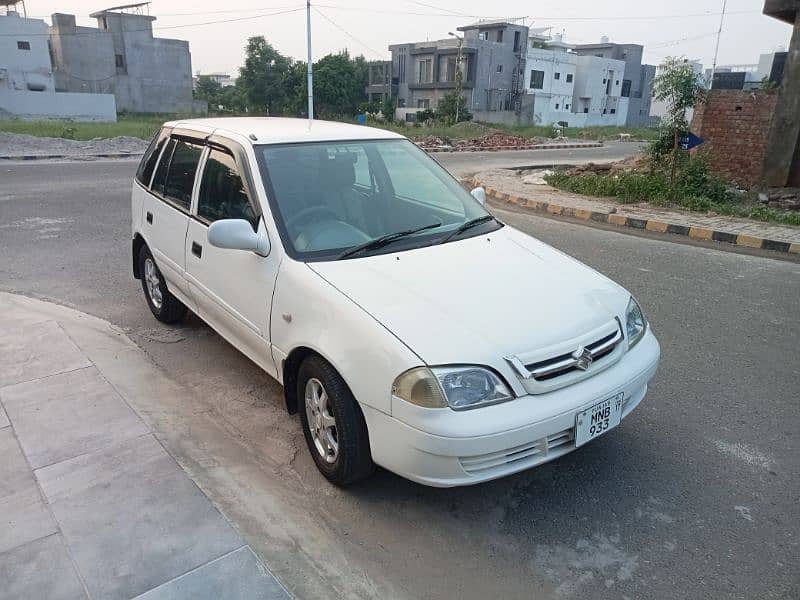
top-left (575, 392), bottom-right (624, 447)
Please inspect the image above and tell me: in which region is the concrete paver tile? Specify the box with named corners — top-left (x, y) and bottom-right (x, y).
top-left (2, 366), bottom-right (149, 469)
top-left (132, 546), bottom-right (289, 600)
top-left (0, 534), bottom-right (87, 600)
top-left (0, 429), bottom-right (58, 554)
top-left (0, 321), bottom-right (91, 388)
top-left (36, 434), bottom-right (243, 600)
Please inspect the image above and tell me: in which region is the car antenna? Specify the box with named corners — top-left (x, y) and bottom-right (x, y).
top-left (249, 133), bottom-right (258, 141)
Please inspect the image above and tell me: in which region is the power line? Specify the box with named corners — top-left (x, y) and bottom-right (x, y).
top-left (312, 6), bottom-right (387, 58)
top-left (0, 6), bottom-right (305, 36)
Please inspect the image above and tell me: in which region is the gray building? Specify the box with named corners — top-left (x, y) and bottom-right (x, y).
top-left (49, 3), bottom-right (201, 114)
top-left (365, 60), bottom-right (394, 105)
top-left (573, 39), bottom-right (655, 126)
top-left (385, 20), bottom-right (528, 122)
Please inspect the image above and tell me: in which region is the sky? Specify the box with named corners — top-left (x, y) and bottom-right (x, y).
top-left (21, 0), bottom-right (793, 75)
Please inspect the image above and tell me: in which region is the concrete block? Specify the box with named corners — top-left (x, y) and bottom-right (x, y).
top-left (36, 434), bottom-right (242, 600)
top-left (133, 546), bottom-right (289, 600)
top-left (0, 321), bottom-right (90, 388)
top-left (0, 534), bottom-right (87, 600)
top-left (0, 429), bottom-right (58, 553)
top-left (2, 367), bottom-right (149, 469)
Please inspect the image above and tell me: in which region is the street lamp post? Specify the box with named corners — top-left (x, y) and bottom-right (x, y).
top-left (448, 32), bottom-right (463, 123)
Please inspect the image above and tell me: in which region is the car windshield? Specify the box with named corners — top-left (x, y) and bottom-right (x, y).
top-left (256, 139), bottom-right (500, 260)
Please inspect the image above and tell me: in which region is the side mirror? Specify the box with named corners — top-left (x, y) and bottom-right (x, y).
top-left (470, 186), bottom-right (487, 206)
top-left (208, 218), bottom-right (270, 257)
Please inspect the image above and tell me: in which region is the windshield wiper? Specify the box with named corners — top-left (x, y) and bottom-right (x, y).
top-left (437, 215), bottom-right (497, 244)
top-left (337, 222), bottom-right (442, 259)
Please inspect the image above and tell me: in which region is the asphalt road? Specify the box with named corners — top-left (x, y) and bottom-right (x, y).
top-left (435, 140), bottom-right (644, 177)
top-left (1, 158), bottom-right (798, 600)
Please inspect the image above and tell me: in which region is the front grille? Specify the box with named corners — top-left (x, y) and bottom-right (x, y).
top-left (525, 323), bottom-right (623, 382)
top-left (459, 428), bottom-right (575, 475)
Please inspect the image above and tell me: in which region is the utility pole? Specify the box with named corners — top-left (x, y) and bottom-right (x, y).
top-left (306, 0), bottom-right (314, 124)
top-left (709, 0), bottom-right (728, 88)
top-left (449, 32), bottom-right (464, 123)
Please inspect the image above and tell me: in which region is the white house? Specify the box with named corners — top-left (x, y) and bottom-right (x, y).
top-left (0, 4), bottom-right (115, 121)
top-left (569, 54), bottom-right (628, 126)
top-left (523, 30), bottom-right (578, 125)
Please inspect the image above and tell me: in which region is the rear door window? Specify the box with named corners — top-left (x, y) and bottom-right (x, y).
top-left (197, 148), bottom-right (258, 230)
top-left (161, 139), bottom-right (203, 211)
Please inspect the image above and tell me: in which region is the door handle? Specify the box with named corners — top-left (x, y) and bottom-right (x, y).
top-left (146, 211), bottom-right (153, 224)
top-left (191, 241), bottom-right (202, 258)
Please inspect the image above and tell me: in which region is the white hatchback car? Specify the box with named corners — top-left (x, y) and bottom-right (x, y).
top-left (131, 118), bottom-right (660, 487)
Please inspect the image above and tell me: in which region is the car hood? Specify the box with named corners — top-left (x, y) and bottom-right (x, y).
top-left (308, 226), bottom-right (629, 366)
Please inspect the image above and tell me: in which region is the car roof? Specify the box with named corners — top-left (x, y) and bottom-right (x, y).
top-left (163, 117), bottom-right (406, 145)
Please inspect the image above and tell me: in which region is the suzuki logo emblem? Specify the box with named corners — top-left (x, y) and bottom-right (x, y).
top-left (572, 346), bottom-right (593, 371)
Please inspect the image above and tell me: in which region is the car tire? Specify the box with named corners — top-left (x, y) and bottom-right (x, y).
top-left (297, 355), bottom-right (375, 486)
top-left (138, 245), bottom-right (187, 324)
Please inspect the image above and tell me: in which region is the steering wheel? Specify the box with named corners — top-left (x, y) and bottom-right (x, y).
top-left (286, 206), bottom-right (340, 232)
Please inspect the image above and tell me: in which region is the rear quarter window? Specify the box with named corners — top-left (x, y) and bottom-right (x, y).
top-left (135, 129), bottom-right (167, 187)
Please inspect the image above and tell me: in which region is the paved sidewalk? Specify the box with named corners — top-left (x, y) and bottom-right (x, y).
top-left (0, 293), bottom-right (290, 600)
top-left (473, 169), bottom-right (800, 253)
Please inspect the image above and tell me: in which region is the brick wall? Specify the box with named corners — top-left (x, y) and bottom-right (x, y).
top-left (690, 90), bottom-right (778, 187)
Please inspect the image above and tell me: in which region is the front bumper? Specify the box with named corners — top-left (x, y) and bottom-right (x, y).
top-left (362, 329), bottom-right (660, 487)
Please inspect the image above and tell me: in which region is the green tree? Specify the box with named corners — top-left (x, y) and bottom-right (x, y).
top-left (312, 51), bottom-right (369, 118)
top-left (217, 85), bottom-right (246, 113)
top-left (237, 36), bottom-right (290, 115)
top-left (283, 60), bottom-right (309, 116)
top-left (194, 75), bottom-right (222, 105)
top-left (380, 95), bottom-right (396, 122)
top-left (650, 57), bottom-right (707, 179)
top-left (435, 90), bottom-right (471, 123)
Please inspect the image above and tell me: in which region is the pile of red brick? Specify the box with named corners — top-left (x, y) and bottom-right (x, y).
top-left (453, 133), bottom-right (541, 150)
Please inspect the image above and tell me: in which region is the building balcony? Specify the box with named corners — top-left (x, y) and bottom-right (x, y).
top-left (408, 80), bottom-right (475, 90)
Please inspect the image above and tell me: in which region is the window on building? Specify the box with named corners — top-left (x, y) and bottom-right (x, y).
top-left (399, 54), bottom-right (406, 83)
top-left (555, 103), bottom-right (560, 109)
top-left (513, 31), bottom-right (521, 52)
top-left (566, 73), bottom-right (573, 82)
top-left (496, 30), bottom-right (503, 43)
top-left (198, 149), bottom-right (257, 230)
top-left (610, 108), bottom-right (616, 114)
top-left (615, 80), bottom-right (619, 86)
top-left (529, 70), bottom-right (544, 89)
top-left (566, 103), bottom-right (570, 110)
top-left (496, 64), bottom-right (503, 73)
top-left (115, 54), bottom-right (125, 69)
top-left (602, 78), bottom-right (606, 84)
top-left (621, 79), bottom-right (631, 97)
top-left (478, 31), bottom-right (489, 41)
top-left (17, 41), bottom-right (31, 50)
top-left (603, 109), bottom-right (607, 114)
top-left (595, 53), bottom-right (603, 58)
top-left (418, 59), bottom-right (432, 83)
top-left (554, 72), bottom-right (561, 80)
top-left (417, 99), bottom-right (430, 109)
top-left (583, 107), bottom-right (589, 113)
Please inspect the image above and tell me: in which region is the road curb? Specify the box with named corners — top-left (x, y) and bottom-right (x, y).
top-left (466, 176), bottom-right (799, 255)
top-left (0, 152), bottom-right (144, 161)
top-left (423, 142), bottom-right (603, 153)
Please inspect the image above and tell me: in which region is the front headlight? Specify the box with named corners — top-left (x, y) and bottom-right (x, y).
top-left (392, 366), bottom-right (513, 411)
top-left (625, 296), bottom-right (647, 349)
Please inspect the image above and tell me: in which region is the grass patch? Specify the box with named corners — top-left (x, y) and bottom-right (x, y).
top-left (544, 169), bottom-right (800, 227)
top-left (0, 113), bottom-right (188, 140)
